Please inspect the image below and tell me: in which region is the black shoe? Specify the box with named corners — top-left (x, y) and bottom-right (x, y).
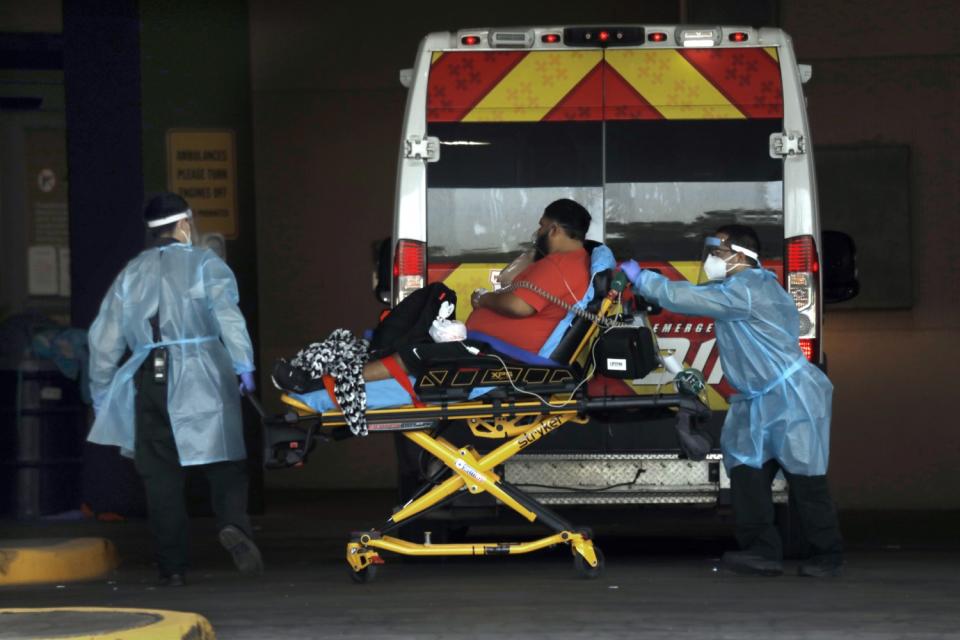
top-left (158, 572), bottom-right (186, 587)
top-left (721, 550), bottom-right (783, 576)
top-left (271, 359), bottom-right (321, 393)
top-left (219, 524), bottom-right (264, 575)
top-left (798, 557), bottom-right (844, 577)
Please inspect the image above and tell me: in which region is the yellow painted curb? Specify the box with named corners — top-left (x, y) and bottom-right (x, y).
top-left (0, 538), bottom-right (119, 586)
top-left (0, 607), bottom-right (215, 639)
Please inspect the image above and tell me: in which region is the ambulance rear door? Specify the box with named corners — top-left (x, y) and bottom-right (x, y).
top-left (422, 47), bottom-right (606, 321)
top-left (601, 42), bottom-right (787, 413)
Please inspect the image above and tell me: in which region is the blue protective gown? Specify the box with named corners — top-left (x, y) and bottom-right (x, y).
top-left (87, 242), bottom-right (255, 466)
top-left (633, 267), bottom-right (832, 476)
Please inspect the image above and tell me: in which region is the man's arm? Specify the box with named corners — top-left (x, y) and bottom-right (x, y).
top-left (634, 269), bottom-right (750, 321)
top-left (472, 288), bottom-right (536, 318)
top-left (202, 254), bottom-right (255, 374)
top-left (88, 274), bottom-right (128, 412)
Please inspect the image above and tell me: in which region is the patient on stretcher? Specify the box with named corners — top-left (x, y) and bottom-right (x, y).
top-left (363, 198), bottom-right (593, 382)
top-left (273, 199), bottom-right (613, 433)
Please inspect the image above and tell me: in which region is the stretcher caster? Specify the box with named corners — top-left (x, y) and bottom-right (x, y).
top-left (348, 563), bottom-right (379, 584)
top-left (347, 541), bottom-right (383, 583)
top-left (573, 546), bottom-right (605, 579)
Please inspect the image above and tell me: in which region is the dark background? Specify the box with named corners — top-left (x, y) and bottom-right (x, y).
top-left (0, 0), bottom-right (956, 509)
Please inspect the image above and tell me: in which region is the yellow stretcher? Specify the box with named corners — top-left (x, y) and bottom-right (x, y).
top-left (254, 271), bottom-right (710, 582)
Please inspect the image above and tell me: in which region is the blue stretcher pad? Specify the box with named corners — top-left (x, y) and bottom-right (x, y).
top-left (291, 376), bottom-right (494, 413)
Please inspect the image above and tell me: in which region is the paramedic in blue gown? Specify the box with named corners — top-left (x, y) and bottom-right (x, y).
top-left (621, 224), bottom-right (844, 577)
top-left (87, 193), bottom-right (263, 587)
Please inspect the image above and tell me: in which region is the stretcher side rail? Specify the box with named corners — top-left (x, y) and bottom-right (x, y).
top-left (254, 390), bottom-right (709, 470)
top-left (412, 351), bottom-right (582, 401)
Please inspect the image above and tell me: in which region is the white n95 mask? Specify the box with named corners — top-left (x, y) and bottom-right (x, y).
top-left (703, 254), bottom-right (733, 281)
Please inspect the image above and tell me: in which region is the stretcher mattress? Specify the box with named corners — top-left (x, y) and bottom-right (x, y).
top-left (290, 376), bottom-right (494, 413)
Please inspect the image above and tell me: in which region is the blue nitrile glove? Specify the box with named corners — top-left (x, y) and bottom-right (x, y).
top-left (239, 371), bottom-right (256, 395)
top-left (619, 259), bottom-right (643, 285)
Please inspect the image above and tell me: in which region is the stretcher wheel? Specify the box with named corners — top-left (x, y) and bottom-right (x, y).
top-left (348, 563), bottom-right (379, 584)
top-left (573, 546), bottom-right (604, 579)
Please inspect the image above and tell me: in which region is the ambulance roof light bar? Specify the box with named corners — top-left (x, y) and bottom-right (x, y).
top-left (457, 26), bottom-right (750, 50)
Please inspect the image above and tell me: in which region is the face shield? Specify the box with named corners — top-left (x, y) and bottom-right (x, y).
top-left (173, 210), bottom-right (198, 245)
top-left (697, 236), bottom-right (760, 283)
top-left (146, 207), bottom-right (196, 246)
top-left (183, 213), bottom-right (199, 246)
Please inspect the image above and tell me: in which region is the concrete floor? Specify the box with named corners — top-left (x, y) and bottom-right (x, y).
top-left (2, 491), bottom-right (959, 639)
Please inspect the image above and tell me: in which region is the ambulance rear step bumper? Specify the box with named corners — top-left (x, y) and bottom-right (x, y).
top-left (503, 453), bottom-right (788, 506)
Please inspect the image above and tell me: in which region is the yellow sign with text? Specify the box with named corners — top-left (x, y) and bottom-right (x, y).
top-left (166, 129), bottom-right (238, 238)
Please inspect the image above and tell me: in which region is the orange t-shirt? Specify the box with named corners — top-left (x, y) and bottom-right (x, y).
top-left (466, 248), bottom-right (590, 354)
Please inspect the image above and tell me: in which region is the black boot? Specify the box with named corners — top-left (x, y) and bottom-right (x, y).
top-left (798, 555), bottom-right (844, 577)
top-left (158, 572), bottom-right (186, 587)
top-left (721, 550), bottom-right (783, 576)
top-left (219, 524), bottom-right (264, 575)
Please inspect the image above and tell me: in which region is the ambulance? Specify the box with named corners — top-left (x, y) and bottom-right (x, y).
top-left (377, 25), bottom-right (857, 525)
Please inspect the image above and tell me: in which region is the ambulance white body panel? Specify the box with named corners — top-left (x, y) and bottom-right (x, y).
top-left (388, 26), bottom-right (822, 506)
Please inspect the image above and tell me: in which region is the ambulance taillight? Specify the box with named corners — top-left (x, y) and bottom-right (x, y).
top-left (785, 235), bottom-right (820, 363)
top-left (394, 239), bottom-right (425, 303)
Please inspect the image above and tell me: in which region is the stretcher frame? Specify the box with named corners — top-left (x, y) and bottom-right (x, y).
top-left (256, 280), bottom-right (710, 581)
top-left (272, 391), bottom-right (705, 580)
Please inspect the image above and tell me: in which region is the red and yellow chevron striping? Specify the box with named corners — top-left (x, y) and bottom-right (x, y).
top-left (427, 51), bottom-right (528, 122)
top-left (427, 48), bottom-right (783, 123)
top-left (677, 47), bottom-right (783, 119)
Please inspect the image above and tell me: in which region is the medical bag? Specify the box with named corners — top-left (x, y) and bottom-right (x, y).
top-left (594, 326), bottom-right (658, 379)
top-left (368, 283), bottom-right (457, 359)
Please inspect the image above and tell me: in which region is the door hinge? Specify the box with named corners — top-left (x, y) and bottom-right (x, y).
top-left (769, 132), bottom-right (806, 158)
top-left (405, 135), bottom-right (440, 162)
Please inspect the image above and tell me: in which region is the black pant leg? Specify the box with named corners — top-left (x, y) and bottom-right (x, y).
top-left (784, 470), bottom-right (844, 561)
top-left (203, 460), bottom-right (252, 537)
top-left (730, 460), bottom-right (782, 560)
top-left (134, 366), bottom-right (189, 575)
